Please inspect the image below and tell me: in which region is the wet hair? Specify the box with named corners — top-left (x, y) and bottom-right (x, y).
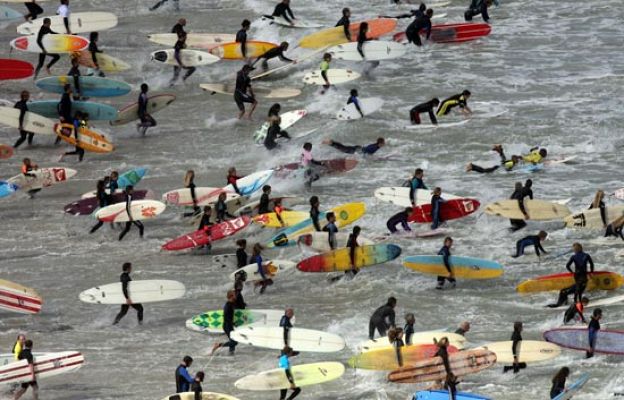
top-left (432, 98), bottom-right (440, 106)
top-left (593, 308), bottom-right (602, 318)
top-left (572, 242), bottom-right (583, 252)
top-left (581, 297), bottom-right (589, 305)
top-left (350, 89), bottom-right (358, 97)
top-left (376, 137), bottom-right (385, 145)
top-left (252, 243), bottom-right (263, 256)
top-left (122, 262), bottom-right (132, 272)
top-left (184, 170), bottom-right (194, 186)
top-left (538, 231), bottom-right (548, 239)
top-left (415, 168), bottom-right (424, 176)
top-left (405, 207), bottom-right (413, 214)
top-left (352, 226), bottom-right (361, 235)
top-left (515, 182), bottom-right (523, 190)
top-left (426, 8), bottom-right (433, 17)
top-left (405, 313), bottom-right (415, 324)
top-left (43, 17), bottom-right (51, 24)
top-left (309, 195), bottom-right (319, 206)
top-left (195, 371), bottom-right (205, 381)
top-left (539, 148), bottom-right (547, 157)
top-left (323, 53), bottom-right (332, 61)
top-left (387, 296), bottom-right (397, 307)
top-left (25, 340), bottom-right (33, 348)
top-left (280, 42), bottom-right (289, 49)
top-left (262, 185), bottom-right (271, 193)
top-left (513, 321), bottom-right (523, 332)
top-left (525, 179), bottom-right (533, 188)
top-left (183, 355), bottom-right (193, 365)
top-left (342, 7), bottom-right (350, 15)
top-left (326, 212), bottom-right (335, 221)
top-left (303, 142), bottom-right (312, 151)
top-left (281, 346), bottom-right (293, 355)
top-left (64, 83), bottom-right (72, 92)
top-left (552, 367), bottom-right (570, 384)
top-left (444, 236), bottom-right (453, 245)
top-left (141, 83), bottom-right (149, 92)
top-left (242, 19), bottom-right (250, 28)
top-left (203, 205), bottom-right (211, 213)
top-left (462, 90), bottom-right (471, 96)
top-left (236, 239), bottom-right (246, 248)
top-left (89, 32), bottom-right (99, 42)
top-left (419, 3), bottom-right (427, 11)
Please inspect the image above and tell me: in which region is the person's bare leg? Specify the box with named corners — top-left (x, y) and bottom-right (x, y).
top-left (247, 101), bottom-right (258, 120)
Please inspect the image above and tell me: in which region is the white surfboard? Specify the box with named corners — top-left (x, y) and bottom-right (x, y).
top-left (336, 97), bottom-right (384, 120)
top-left (223, 170), bottom-right (273, 197)
top-left (230, 326), bottom-right (345, 352)
top-left (185, 309), bottom-right (286, 334)
top-left (79, 280), bottom-right (185, 304)
top-left (329, 41), bottom-right (407, 61)
top-left (200, 83), bottom-right (301, 99)
top-left (17, 12), bottom-right (118, 34)
top-left (564, 205), bottom-right (624, 229)
top-left (0, 352), bottom-right (84, 386)
top-left (477, 340), bottom-right (561, 364)
top-left (374, 187), bottom-right (461, 207)
top-left (302, 69), bottom-right (361, 85)
top-left (297, 232), bottom-right (374, 253)
top-left (162, 187), bottom-right (239, 207)
top-left (8, 167), bottom-right (77, 191)
top-left (405, 118), bottom-right (471, 129)
top-left (253, 109), bottom-right (307, 143)
top-left (0, 106), bottom-right (56, 134)
top-left (235, 362), bottom-right (345, 391)
top-left (161, 393), bottom-right (240, 400)
top-left (229, 260), bottom-right (296, 281)
top-left (261, 16), bottom-right (323, 28)
top-left (111, 94), bottom-right (176, 126)
top-left (151, 49), bottom-right (219, 66)
top-left (147, 33), bottom-right (235, 48)
top-left (360, 331), bottom-right (466, 352)
top-left (94, 200), bottom-right (166, 223)
top-left (547, 294), bottom-right (624, 310)
top-left (544, 155), bottom-right (578, 166)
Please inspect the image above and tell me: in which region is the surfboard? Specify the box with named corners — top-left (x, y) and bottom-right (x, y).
top-left (265, 202), bottom-right (366, 248)
top-left (253, 109), bottom-right (307, 143)
top-left (95, 200), bottom-right (166, 223)
top-left (408, 198), bottom-right (480, 223)
top-left (0, 352), bottom-right (84, 385)
top-left (547, 294), bottom-right (624, 311)
top-left (11, 34), bottom-right (89, 53)
top-left (151, 49), bottom-right (220, 66)
top-left (0, 145), bottom-right (13, 160)
top-left (29, 100), bottom-right (118, 120)
top-left (516, 271), bottom-right (624, 293)
top-left (35, 76), bottom-right (131, 97)
top-left (79, 280), bottom-right (185, 304)
top-left (297, 232), bottom-right (374, 253)
top-left (161, 392), bottom-right (240, 400)
top-left (388, 349), bottom-right (496, 383)
top-left (484, 199), bottom-right (571, 220)
top-left (274, 158), bottom-right (358, 178)
top-left (360, 332), bottom-right (466, 352)
top-left (336, 98), bottom-right (384, 120)
top-left (552, 373), bottom-right (589, 400)
top-left (71, 51), bottom-right (131, 72)
top-left (229, 260), bottom-right (296, 282)
top-left (8, 167), bottom-right (76, 191)
top-left (261, 15), bottom-right (323, 28)
top-left (230, 326), bottom-right (345, 352)
top-left (148, 33), bottom-right (235, 48)
top-left (235, 362), bottom-right (345, 390)
top-left (55, 123), bottom-right (114, 153)
top-left (0, 279), bottom-right (42, 314)
top-left (252, 211), bottom-right (309, 228)
top-left (329, 41), bottom-right (407, 61)
top-left (0, 59), bottom-right (34, 80)
top-left (210, 41), bottom-right (277, 60)
top-left (64, 190), bottom-right (153, 216)
top-left (297, 244), bottom-right (402, 272)
top-left (544, 328), bottom-right (624, 355)
top-left (299, 18), bottom-right (398, 49)
top-left (564, 205), bottom-right (624, 229)
top-left (111, 94), bottom-right (176, 126)
top-left (162, 187), bottom-right (239, 207)
top-left (393, 22), bottom-right (491, 44)
top-left (200, 83), bottom-right (301, 99)
top-left (543, 155), bottom-right (578, 166)
top-left (16, 12), bottom-right (118, 34)
top-left (223, 170), bottom-right (274, 196)
top-left (0, 181), bottom-right (18, 198)
top-left (414, 391), bottom-right (491, 400)
top-left (233, 196), bottom-right (304, 216)
top-left (302, 69), bottom-right (361, 85)
top-left (349, 344), bottom-right (458, 370)
top-left (161, 216), bottom-right (251, 251)
top-left (185, 309), bottom-right (284, 334)
top-left (477, 340), bottom-right (561, 363)
top-left (403, 255), bottom-right (503, 279)
top-left (0, 106), bottom-right (56, 134)
top-left (80, 167), bottom-right (148, 198)
top-left (405, 119), bottom-right (471, 130)
top-left (374, 187), bottom-right (461, 207)
top-left (0, 5), bottom-right (22, 20)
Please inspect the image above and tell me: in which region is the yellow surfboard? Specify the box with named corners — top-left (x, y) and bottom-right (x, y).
top-left (72, 51), bottom-right (131, 73)
top-left (516, 271), bottom-right (624, 293)
top-left (403, 256), bottom-right (503, 280)
top-left (210, 41), bottom-right (277, 60)
top-left (298, 19), bottom-right (397, 49)
top-left (349, 344), bottom-right (457, 370)
top-left (252, 211), bottom-right (309, 228)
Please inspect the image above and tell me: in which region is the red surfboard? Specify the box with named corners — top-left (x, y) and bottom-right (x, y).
top-left (162, 216), bottom-right (251, 251)
top-left (0, 144), bottom-right (14, 159)
top-left (409, 198), bottom-right (480, 223)
top-left (274, 158), bottom-right (358, 178)
top-left (393, 23), bottom-right (491, 44)
top-left (0, 280), bottom-right (42, 314)
top-left (0, 59), bottom-right (34, 80)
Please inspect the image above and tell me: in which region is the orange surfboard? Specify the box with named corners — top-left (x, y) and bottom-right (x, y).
top-left (55, 123), bottom-right (114, 153)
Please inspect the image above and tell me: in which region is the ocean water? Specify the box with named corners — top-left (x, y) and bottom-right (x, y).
top-left (1, 0), bottom-right (624, 399)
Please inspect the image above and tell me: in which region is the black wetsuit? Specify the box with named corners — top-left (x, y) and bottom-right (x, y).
top-left (605, 223), bottom-right (624, 240)
top-left (465, 0), bottom-right (490, 22)
top-left (198, 213), bottom-right (213, 231)
top-left (221, 301), bottom-right (238, 353)
top-left (118, 193), bottom-right (145, 241)
top-left (264, 120), bottom-right (290, 150)
top-left (280, 314), bottom-right (294, 346)
top-left (563, 302), bottom-right (586, 325)
top-left (437, 94), bottom-right (469, 117)
top-left (13, 99), bottom-right (34, 148)
top-left (235, 28), bottom-right (248, 58)
top-left (405, 14), bottom-right (432, 46)
top-left (190, 380), bottom-right (202, 400)
top-left (356, 29), bottom-right (370, 58)
top-left (87, 41), bottom-right (105, 76)
top-left (437, 245), bottom-right (456, 286)
top-left (89, 188), bottom-right (110, 233)
top-left (24, 2), bottom-right (44, 20)
top-left (329, 141), bottom-right (381, 155)
top-left (509, 187), bottom-right (529, 231)
top-left (335, 15), bottom-right (351, 40)
top-left (503, 330), bottom-right (526, 373)
top-left (17, 347), bottom-right (37, 389)
top-left (138, 92), bottom-right (156, 132)
top-left (512, 235), bottom-right (546, 257)
top-left (236, 248), bottom-right (248, 268)
top-left (431, 193), bottom-right (445, 230)
top-left (409, 176), bottom-right (427, 206)
top-left (589, 200), bottom-right (607, 227)
top-left (62, 117), bottom-right (85, 161)
top-left (113, 271), bottom-right (144, 324)
top-left (258, 193), bottom-right (270, 214)
top-left (215, 198), bottom-right (234, 222)
top-left (171, 39), bottom-right (196, 84)
top-left (387, 210), bottom-right (411, 233)
top-left (368, 304), bottom-right (395, 339)
top-left (58, 92), bottom-right (72, 122)
top-left (310, 205), bottom-right (321, 231)
top-left (404, 323), bottom-right (415, 345)
top-left (566, 252), bottom-right (594, 303)
top-left (35, 25), bottom-right (60, 77)
top-left (410, 99), bottom-right (438, 125)
top-left (271, 2), bottom-right (295, 23)
top-left (252, 47), bottom-right (293, 68)
top-left (435, 346), bottom-right (456, 397)
top-left (550, 376), bottom-right (566, 399)
top-left (171, 23), bottom-right (186, 37)
top-left (67, 64), bottom-right (81, 100)
top-left (234, 70), bottom-right (254, 111)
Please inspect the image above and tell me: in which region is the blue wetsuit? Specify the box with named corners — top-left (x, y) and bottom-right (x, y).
top-left (513, 235), bottom-right (546, 257)
top-left (430, 194), bottom-right (445, 230)
top-left (409, 177), bottom-right (427, 206)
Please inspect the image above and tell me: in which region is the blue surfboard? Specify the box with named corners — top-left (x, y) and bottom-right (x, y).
top-left (0, 181), bottom-right (18, 198)
top-left (553, 373), bottom-right (589, 400)
top-left (35, 76), bottom-right (132, 97)
top-left (117, 167), bottom-right (148, 188)
top-left (414, 390), bottom-right (491, 400)
top-left (28, 100), bottom-right (118, 120)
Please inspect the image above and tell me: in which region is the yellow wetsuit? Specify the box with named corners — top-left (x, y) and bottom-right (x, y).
top-left (436, 93), bottom-right (468, 117)
top-left (522, 149), bottom-right (542, 164)
top-left (13, 340), bottom-right (22, 360)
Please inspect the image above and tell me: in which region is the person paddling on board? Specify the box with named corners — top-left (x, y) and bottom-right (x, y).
top-left (586, 308), bottom-right (602, 358)
top-left (12, 339), bottom-right (37, 400)
top-left (266, 0), bottom-right (296, 25)
top-left (466, 144), bottom-right (521, 173)
top-left (380, 3), bottom-right (426, 19)
top-left (137, 83), bottom-right (157, 135)
top-left (320, 53), bottom-right (332, 93)
top-left (335, 8), bottom-right (351, 41)
top-left (550, 367), bottom-right (570, 399)
top-left (118, 186), bottom-right (145, 241)
top-left (410, 98), bottom-right (440, 125)
top-left (279, 346), bottom-right (301, 400)
top-left (171, 18), bottom-right (186, 38)
top-left (57, 0), bottom-right (71, 34)
top-left (211, 290), bottom-right (239, 355)
top-left (170, 33), bottom-right (196, 86)
top-left (322, 212), bottom-right (338, 250)
top-left (465, 0), bottom-right (496, 23)
top-left (174, 356), bottom-right (194, 393)
top-left (279, 308), bottom-right (295, 347)
top-left (13, 91), bottom-right (35, 149)
top-left (24, 0), bottom-right (44, 22)
top-left (112, 262), bottom-right (144, 325)
top-left (511, 231), bottom-right (548, 258)
top-left (437, 90), bottom-right (472, 118)
top-left (503, 321), bottom-right (526, 373)
top-left (605, 214), bottom-right (624, 241)
top-left (34, 17), bottom-right (60, 79)
top-left (588, 190), bottom-right (607, 228)
top-left (346, 89), bottom-right (365, 118)
top-left (566, 242), bottom-right (594, 304)
top-left (387, 207), bottom-right (413, 234)
top-left (405, 8), bottom-right (433, 47)
top-left (369, 296), bottom-right (397, 339)
top-left (433, 337), bottom-right (458, 399)
top-left (85, 32), bottom-right (105, 77)
top-left (251, 42), bottom-right (294, 71)
top-left (264, 104), bottom-right (291, 150)
top-left (430, 187), bottom-right (445, 230)
top-left (251, 243), bottom-right (272, 294)
top-left (408, 168), bottom-right (427, 207)
top-left (323, 137), bottom-right (385, 155)
top-left (258, 185), bottom-right (272, 214)
top-left (563, 297), bottom-right (588, 325)
top-left (509, 181), bottom-right (529, 231)
top-left (404, 313), bottom-right (416, 345)
top-left (309, 196), bottom-right (321, 231)
top-left (436, 236), bottom-right (456, 289)
top-left (235, 19), bottom-right (251, 60)
top-left (234, 65), bottom-right (257, 120)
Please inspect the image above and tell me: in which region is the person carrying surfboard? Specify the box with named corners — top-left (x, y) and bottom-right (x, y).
top-left (137, 84), bottom-right (157, 135)
top-left (215, 192), bottom-right (235, 222)
top-left (605, 214), bottom-right (624, 240)
top-left (589, 190), bottom-right (607, 228)
top-left (112, 262), bottom-right (144, 325)
top-left (436, 90), bottom-right (472, 117)
top-left (58, 110), bottom-right (85, 162)
top-left (267, 0), bottom-right (296, 25)
top-left (388, 327), bottom-right (406, 367)
top-left (565, 243), bottom-right (595, 304)
top-left (380, 3), bottom-right (426, 20)
top-left (454, 321), bottom-right (470, 337)
top-left (320, 53), bottom-right (332, 92)
top-left (347, 89), bottom-right (365, 118)
top-left (12, 334), bottom-right (26, 360)
top-left (408, 168), bottom-right (427, 207)
top-left (405, 8), bottom-right (433, 47)
top-left (346, 226), bottom-right (361, 276)
top-left (251, 42), bottom-right (294, 71)
top-left (433, 337), bottom-right (458, 399)
top-left (210, 290), bottom-right (239, 355)
top-left (34, 18), bottom-right (61, 79)
top-left (235, 19), bottom-right (251, 59)
top-left (278, 346), bottom-right (301, 400)
top-left (118, 186), bottom-right (145, 241)
top-left (509, 182), bottom-right (529, 231)
top-left (251, 243), bottom-right (273, 294)
top-left (86, 32), bottom-right (106, 77)
top-left (511, 231), bottom-right (548, 258)
top-left (356, 22), bottom-right (371, 59)
top-left (170, 33), bottom-right (196, 86)
top-left (183, 170), bottom-right (200, 216)
top-left (56, 0), bottom-right (71, 34)
top-left (586, 308), bottom-right (602, 358)
top-left (171, 18), bottom-right (186, 38)
top-left (234, 65), bottom-right (257, 119)
top-left (24, 0), bottom-right (44, 22)
top-left (322, 212), bottom-right (338, 250)
top-left (309, 196), bottom-right (321, 231)
top-left (403, 314), bottom-right (415, 345)
top-left (502, 321), bottom-right (525, 373)
top-left (387, 207), bottom-right (412, 234)
top-left (550, 367), bottom-right (570, 399)
top-left (280, 308), bottom-right (295, 347)
top-left (235, 239), bottom-right (248, 268)
top-left (323, 137), bottom-right (385, 155)
top-left (12, 339), bottom-right (37, 400)
top-left (368, 297), bottom-right (397, 339)
top-left (436, 237), bottom-right (455, 289)
top-left (430, 187), bottom-right (445, 230)
top-left (13, 91), bottom-right (35, 149)
top-left (335, 8), bottom-right (351, 41)
top-left (264, 104), bottom-right (291, 150)
top-left (174, 356), bottom-right (194, 392)
top-left (465, 0), bottom-right (496, 23)
top-left (89, 180), bottom-right (110, 233)
top-left (410, 98), bottom-right (439, 125)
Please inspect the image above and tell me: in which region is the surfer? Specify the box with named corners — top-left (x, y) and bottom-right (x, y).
top-left (233, 271), bottom-right (247, 309)
top-left (368, 296), bottom-right (397, 339)
top-left (24, 0), bottom-right (44, 21)
top-left (436, 236), bottom-right (456, 289)
top-left (335, 8), bottom-right (351, 41)
top-left (258, 186), bottom-right (272, 214)
top-left (409, 168), bottom-right (428, 207)
top-left (323, 137), bottom-right (385, 155)
top-left (170, 33), bottom-right (196, 86)
top-left (12, 334), bottom-right (26, 360)
top-left (251, 243), bottom-right (272, 294)
top-left (405, 9), bottom-right (433, 47)
top-left (215, 192), bottom-right (235, 222)
top-left (605, 215), bottom-right (624, 240)
top-left (190, 371), bottom-right (204, 400)
top-left (410, 98), bottom-right (440, 125)
top-left (251, 42), bottom-right (294, 71)
top-left (356, 22), bottom-right (371, 59)
top-left (563, 297), bottom-right (588, 325)
top-left (511, 231), bottom-right (548, 258)
top-left (437, 90), bottom-right (472, 117)
top-left (388, 327), bottom-right (405, 367)
top-left (347, 89), bottom-right (365, 118)
top-left (89, 181), bottom-right (110, 233)
top-left (322, 212), bottom-right (338, 250)
top-left (430, 187), bottom-right (445, 230)
top-left (550, 367), bottom-right (570, 399)
top-left (381, 3), bottom-right (426, 19)
top-left (586, 308), bottom-right (602, 358)
top-left (565, 243), bottom-right (594, 303)
top-left (268, 0), bottom-right (296, 25)
top-left (509, 182), bottom-right (529, 231)
top-left (279, 346), bottom-right (301, 400)
top-left (345, 226), bottom-right (361, 276)
top-left (320, 53), bottom-right (332, 92)
top-left (404, 313), bottom-right (415, 345)
top-left (434, 337), bottom-right (458, 399)
top-left (183, 170), bottom-right (200, 216)
top-left (34, 18), bottom-right (61, 79)
top-left (85, 32), bottom-right (105, 77)
top-left (236, 239), bottom-right (248, 268)
top-left (174, 356), bottom-right (194, 393)
top-left (301, 142), bottom-right (323, 189)
top-left (137, 83), bottom-right (157, 135)
top-left (57, 0), bottom-right (71, 34)
top-left (465, 0), bottom-right (496, 23)
top-left (264, 104), bottom-right (291, 150)
top-left (503, 321), bottom-right (526, 373)
top-left (387, 207), bottom-right (413, 234)
top-left (21, 158), bottom-right (40, 198)
top-left (310, 196), bottom-right (321, 231)
top-left (67, 57), bottom-right (82, 100)
top-left (118, 186), bottom-right (145, 241)
top-left (198, 205), bottom-right (213, 236)
top-left (235, 20), bottom-right (251, 59)
top-left (210, 290), bottom-right (239, 355)
top-left (226, 167), bottom-right (242, 195)
top-left (589, 190), bottom-right (607, 228)
top-left (12, 339), bottom-right (37, 400)
top-left (112, 262), bottom-right (144, 325)
top-left (107, 171), bottom-right (119, 193)
top-left (466, 144), bottom-right (519, 173)
top-left (455, 321), bottom-right (470, 336)
top-left (272, 199), bottom-right (285, 227)
top-left (234, 65), bottom-right (257, 120)
top-left (280, 308), bottom-right (295, 347)
top-left (13, 91), bottom-right (35, 148)
top-left (149, 0), bottom-right (179, 12)
top-left (58, 110), bottom-right (85, 162)
top-left (171, 18), bottom-right (186, 38)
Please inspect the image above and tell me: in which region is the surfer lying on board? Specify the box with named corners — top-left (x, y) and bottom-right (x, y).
top-left (335, 8), bottom-right (351, 41)
top-left (410, 98), bottom-right (440, 125)
top-left (605, 215), bottom-right (624, 240)
top-left (113, 262), bottom-right (144, 325)
top-left (12, 339), bottom-right (37, 400)
top-left (431, 187), bottom-right (445, 230)
top-left (34, 18), bottom-right (61, 79)
top-left (511, 231), bottom-right (548, 258)
top-left (405, 9), bottom-right (433, 47)
top-left (267, 0), bottom-right (296, 25)
top-left (236, 20), bottom-right (251, 59)
top-left (503, 321), bottom-right (526, 373)
top-left (251, 42), bottom-right (294, 71)
top-left (279, 346), bottom-right (301, 400)
top-left (170, 33), bottom-right (196, 86)
top-left (322, 137), bottom-right (385, 155)
top-left (466, 145), bottom-right (547, 173)
top-left (119, 186), bottom-right (144, 241)
top-left (586, 308), bottom-right (602, 358)
top-left (13, 91), bottom-right (35, 148)
top-left (437, 90), bottom-right (472, 117)
top-left (566, 243), bottom-right (594, 303)
top-left (369, 297), bottom-right (397, 339)
top-left (434, 337), bottom-right (458, 399)
top-left (387, 208), bottom-right (412, 233)
top-left (550, 367), bottom-right (570, 399)
top-left (563, 297), bottom-right (588, 325)
top-left (235, 65), bottom-right (257, 119)
top-left (436, 237), bottom-right (456, 289)
top-left (380, 3), bottom-right (426, 19)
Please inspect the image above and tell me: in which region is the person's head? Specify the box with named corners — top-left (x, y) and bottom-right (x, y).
top-left (459, 321), bottom-right (470, 332)
top-left (203, 205), bottom-right (212, 215)
top-left (404, 207), bottom-right (413, 215)
top-left (376, 137), bottom-right (385, 147)
top-left (280, 41), bottom-right (289, 50)
top-left (43, 17), bottom-right (51, 27)
top-left (444, 236), bottom-right (453, 248)
top-left (269, 103), bottom-right (281, 113)
top-left (252, 243), bottom-right (263, 255)
top-left (303, 142), bottom-right (312, 151)
top-left (23, 157), bottom-right (31, 166)
top-left (16, 334), bottom-right (26, 344)
top-left (234, 270), bottom-right (247, 283)
top-left (437, 337), bottom-right (449, 348)
top-left (431, 97), bottom-right (440, 107)
top-left (179, 18), bottom-right (187, 26)
top-left (125, 185), bottom-right (134, 194)
top-left (195, 371), bottom-right (204, 382)
top-left (326, 212), bottom-right (336, 223)
top-left (64, 83), bottom-right (72, 94)
top-left (513, 321), bottom-right (523, 333)
top-left (514, 182), bottom-right (523, 191)
top-left (20, 90), bottom-right (30, 101)
top-left (433, 187), bottom-right (442, 195)
top-left (281, 345), bottom-right (294, 356)
top-left (525, 179), bottom-right (533, 188)
top-left (538, 231), bottom-right (548, 240)
top-left (350, 89), bottom-right (358, 97)
top-left (282, 0), bottom-right (290, 4)
top-left (89, 31), bottom-right (99, 42)
top-left (581, 297), bottom-right (589, 306)
top-left (140, 83), bottom-right (149, 93)
top-left (61, 0), bottom-right (69, 5)
top-left (593, 308), bottom-right (602, 319)
top-left (228, 167), bottom-right (237, 176)
top-left (352, 225), bottom-right (361, 236)
top-left (242, 64), bottom-right (253, 74)
top-left (462, 90), bottom-right (471, 98)
top-left (359, 22), bottom-right (368, 34)
top-left (24, 339), bottom-right (33, 349)
top-left (405, 313), bottom-right (415, 325)
top-left (387, 296), bottom-right (397, 308)
top-left (96, 180), bottom-right (105, 192)
top-left (310, 195), bottom-right (319, 207)
top-left (342, 7), bottom-right (350, 17)
top-left (414, 168), bottom-right (424, 178)
top-left (236, 239), bottom-right (247, 249)
top-left (226, 289), bottom-right (236, 302)
top-left (183, 355), bottom-right (193, 366)
top-left (419, 3), bottom-right (427, 12)
top-left (426, 8), bottom-right (434, 17)
top-left (511, 155), bottom-right (520, 164)
top-left (262, 185), bottom-right (271, 194)
top-left (552, 367), bottom-right (570, 384)
top-left (184, 170), bottom-right (195, 185)
top-left (110, 171), bottom-right (119, 180)
top-left (122, 262), bottom-right (132, 273)
top-left (218, 192), bottom-right (226, 201)
top-left (285, 308), bottom-right (294, 318)
top-left (242, 19), bottom-right (250, 29)
top-left (323, 53), bottom-right (332, 62)
top-left (539, 148), bottom-right (547, 158)
top-left (274, 198), bottom-right (282, 207)
top-left (572, 242), bottom-right (583, 253)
